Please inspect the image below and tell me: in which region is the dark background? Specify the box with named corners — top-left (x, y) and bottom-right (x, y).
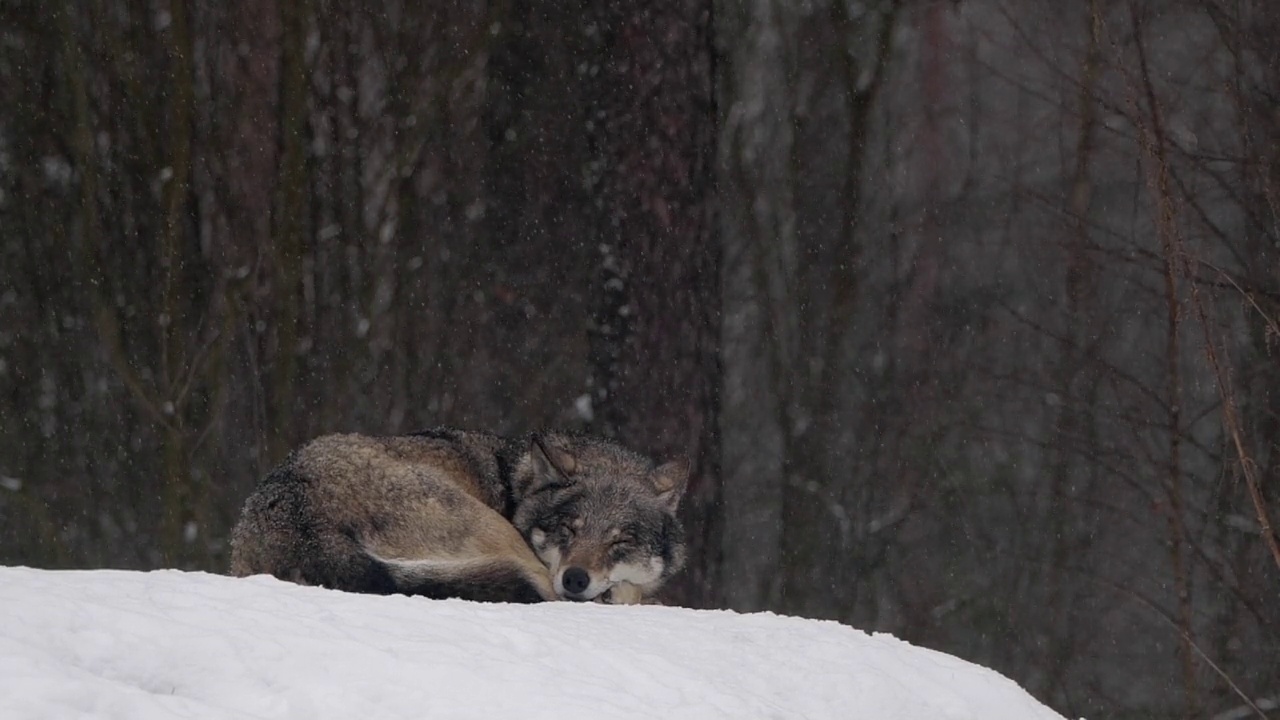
top-left (2, 1), bottom-right (1278, 718)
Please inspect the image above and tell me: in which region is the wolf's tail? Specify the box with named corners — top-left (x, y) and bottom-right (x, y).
top-left (364, 552), bottom-right (556, 604)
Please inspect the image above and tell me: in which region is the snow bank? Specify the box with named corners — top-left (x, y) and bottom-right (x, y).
top-left (0, 566), bottom-right (1066, 720)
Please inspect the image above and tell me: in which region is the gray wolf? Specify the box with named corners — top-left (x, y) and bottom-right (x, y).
top-left (228, 428), bottom-right (688, 604)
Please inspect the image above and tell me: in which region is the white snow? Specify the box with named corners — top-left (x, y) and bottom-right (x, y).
top-left (0, 566), bottom-right (1068, 720)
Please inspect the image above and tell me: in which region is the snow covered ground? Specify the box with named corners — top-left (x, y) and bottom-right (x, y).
top-left (0, 566), bottom-right (1067, 720)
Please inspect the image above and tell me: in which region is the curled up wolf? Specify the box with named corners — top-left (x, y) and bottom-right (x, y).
top-left (229, 429), bottom-right (689, 604)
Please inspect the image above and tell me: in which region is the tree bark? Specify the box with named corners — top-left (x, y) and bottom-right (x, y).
top-left (581, 0), bottom-right (721, 608)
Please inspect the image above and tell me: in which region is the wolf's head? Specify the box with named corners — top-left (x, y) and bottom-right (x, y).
top-left (508, 432), bottom-right (688, 603)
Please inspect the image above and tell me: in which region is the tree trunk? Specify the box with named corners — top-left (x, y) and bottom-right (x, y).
top-left (581, 0), bottom-right (721, 608)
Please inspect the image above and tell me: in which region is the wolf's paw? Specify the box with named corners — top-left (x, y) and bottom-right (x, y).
top-left (598, 582), bottom-right (644, 605)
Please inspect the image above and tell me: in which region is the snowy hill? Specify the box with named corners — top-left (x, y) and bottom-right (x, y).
top-left (0, 567), bottom-right (1067, 719)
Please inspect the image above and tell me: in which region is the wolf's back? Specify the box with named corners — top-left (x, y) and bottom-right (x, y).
top-left (229, 433), bottom-right (554, 603)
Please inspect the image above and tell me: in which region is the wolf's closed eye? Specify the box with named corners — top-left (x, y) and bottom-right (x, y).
top-left (608, 533), bottom-right (639, 560)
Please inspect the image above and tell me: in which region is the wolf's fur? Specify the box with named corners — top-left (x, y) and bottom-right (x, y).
top-left (229, 429), bottom-right (688, 604)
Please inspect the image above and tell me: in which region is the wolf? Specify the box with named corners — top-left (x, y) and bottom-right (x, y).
top-left (228, 428), bottom-right (689, 604)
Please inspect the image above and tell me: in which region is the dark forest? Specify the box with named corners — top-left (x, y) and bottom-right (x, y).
top-left (1, 2), bottom-right (1278, 717)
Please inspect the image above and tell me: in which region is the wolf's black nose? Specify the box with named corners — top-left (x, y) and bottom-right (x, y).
top-left (562, 567), bottom-right (590, 595)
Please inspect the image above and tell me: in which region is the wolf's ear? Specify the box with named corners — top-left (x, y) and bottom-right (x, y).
top-left (651, 458), bottom-right (690, 512)
top-left (529, 434), bottom-right (578, 485)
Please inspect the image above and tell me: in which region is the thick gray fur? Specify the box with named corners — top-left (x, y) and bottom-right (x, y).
top-left (229, 428), bottom-right (688, 604)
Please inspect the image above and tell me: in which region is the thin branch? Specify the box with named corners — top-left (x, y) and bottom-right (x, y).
top-left (1068, 567), bottom-right (1271, 720)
